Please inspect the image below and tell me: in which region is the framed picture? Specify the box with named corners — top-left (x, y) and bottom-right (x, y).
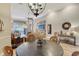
top-left (0, 19), bottom-right (4, 31)
top-left (35, 20), bottom-right (46, 38)
top-left (37, 20), bottom-right (46, 31)
top-left (47, 24), bottom-right (52, 34)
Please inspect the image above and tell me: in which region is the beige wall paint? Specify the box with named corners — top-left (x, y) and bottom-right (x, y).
top-left (0, 4), bottom-right (11, 55)
top-left (0, 4), bottom-right (11, 38)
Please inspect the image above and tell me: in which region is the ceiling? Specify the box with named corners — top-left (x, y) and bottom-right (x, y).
top-left (11, 3), bottom-right (79, 19)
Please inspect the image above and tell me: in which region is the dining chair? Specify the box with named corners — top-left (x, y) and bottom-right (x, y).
top-left (3, 46), bottom-right (13, 56)
top-left (50, 36), bottom-right (57, 43)
top-left (11, 33), bottom-right (17, 49)
top-left (72, 51), bottom-right (79, 56)
top-left (27, 33), bottom-right (36, 42)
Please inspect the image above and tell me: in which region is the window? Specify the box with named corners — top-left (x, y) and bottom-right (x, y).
top-left (12, 21), bottom-right (27, 37)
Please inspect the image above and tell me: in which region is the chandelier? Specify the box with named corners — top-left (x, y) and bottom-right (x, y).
top-left (28, 3), bottom-right (46, 17)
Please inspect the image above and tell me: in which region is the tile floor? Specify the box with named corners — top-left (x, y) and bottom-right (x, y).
top-left (60, 43), bottom-right (79, 56)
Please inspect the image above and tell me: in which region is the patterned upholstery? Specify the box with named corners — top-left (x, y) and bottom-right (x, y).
top-left (72, 51), bottom-right (79, 56)
top-left (3, 46), bottom-right (13, 56)
top-left (50, 36), bottom-right (57, 43)
top-left (27, 33), bottom-right (36, 42)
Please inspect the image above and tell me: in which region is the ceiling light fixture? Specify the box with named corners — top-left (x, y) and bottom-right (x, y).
top-left (28, 3), bottom-right (46, 17)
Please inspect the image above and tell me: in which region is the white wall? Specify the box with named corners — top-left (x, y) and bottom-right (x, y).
top-left (0, 4), bottom-right (11, 55)
top-left (45, 4), bottom-right (79, 45)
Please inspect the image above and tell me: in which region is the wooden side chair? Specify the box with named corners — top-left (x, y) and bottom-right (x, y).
top-left (11, 33), bottom-right (17, 49)
top-left (50, 36), bottom-right (57, 43)
top-left (27, 33), bottom-right (36, 42)
top-left (50, 32), bottom-right (60, 44)
top-left (72, 51), bottom-right (79, 56)
top-left (3, 46), bottom-right (13, 56)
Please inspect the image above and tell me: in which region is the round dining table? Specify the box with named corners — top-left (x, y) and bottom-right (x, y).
top-left (16, 40), bottom-right (64, 56)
